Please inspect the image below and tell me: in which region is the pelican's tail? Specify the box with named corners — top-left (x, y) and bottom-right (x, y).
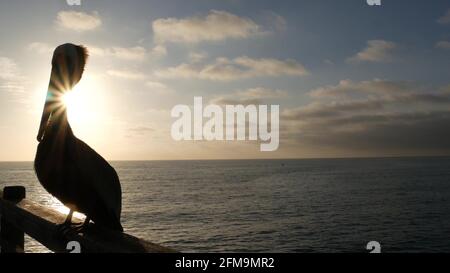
top-left (100, 210), bottom-right (123, 232)
top-left (110, 217), bottom-right (124, 232)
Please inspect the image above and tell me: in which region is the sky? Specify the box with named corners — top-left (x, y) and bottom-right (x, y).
top-left (0, 0), bottom-right (450, 161)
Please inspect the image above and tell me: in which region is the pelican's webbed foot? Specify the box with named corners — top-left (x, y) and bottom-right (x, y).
top-left (57, 221), bottom-right (88, 236)
top-left (56, 210), bottom-right (91, 238)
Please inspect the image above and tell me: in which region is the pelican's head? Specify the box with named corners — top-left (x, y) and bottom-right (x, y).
top-left (51, 43), bottom-right (89, 91)
top-left (36, 44), bottom-right (89, 142)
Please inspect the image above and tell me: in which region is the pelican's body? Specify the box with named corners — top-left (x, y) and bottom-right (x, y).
top-left (34, 44), bottom-right (123, 231)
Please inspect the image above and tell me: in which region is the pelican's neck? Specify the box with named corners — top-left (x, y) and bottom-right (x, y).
top-left (46, 74), bottom-right (74, 140)
top-left (51, 105), bottom-right (70, 129)
top-left (48, 105), bottom-right (73, 141)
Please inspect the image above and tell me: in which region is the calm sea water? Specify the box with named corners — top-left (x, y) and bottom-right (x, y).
top-left (1, 157), bottom-right (450, 253)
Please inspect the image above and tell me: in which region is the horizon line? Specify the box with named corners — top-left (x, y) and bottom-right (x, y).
top-left (1, 154), bottom-right (450, 163)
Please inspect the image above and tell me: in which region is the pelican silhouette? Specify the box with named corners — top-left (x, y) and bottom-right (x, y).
top-left (34, 43), bottom-right (123, 232)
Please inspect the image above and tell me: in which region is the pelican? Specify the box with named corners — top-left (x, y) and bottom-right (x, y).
top-left (34, 43), bottom-right (123, 232)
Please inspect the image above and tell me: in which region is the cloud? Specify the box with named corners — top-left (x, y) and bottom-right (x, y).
top-left (285, 111), bottom-right (450, 155)
top-left (308, 79), bottom-right (450, 107)
top-left (107, 70), bottom-right (175, 95)
top-left (28, 42), bottom-right (162, 61)
top-left (237, 87), bottom-right (287, 99)
top-left (150, 45), bottom-right (167, 58)
top-left (89, 46), bottom-right (146, 60)
top-left (309, 79), bottom-right (413, 98)
top-left (155, 56), bottom-right (308, 81)
top-left (104, 46), bottom-right (146, 60)
top-left (90, 44), bottom-right (166, 60)
top-left (189, 52), bottom-right (208, 63)
top-left (211, 87), bottom-right (287, 105)
top-left (107, 72), bottom-right (174, 95)
top-left (280, 80), bottom-right (450, 155)
top-left (55, 11), bottom-right (102, 32)
top-left (106, 69), bottom-right (147, 80)
top-left (0, 57), bottom-right (26, 97)
top-left (436, 41), bottom-right (450, 50)
top-left (126, 126), bottom-right (155, 138)
top-left (27, 42), bottom-right (53, 54)
top-left (129, 126), bottom-right (154, 133)
top-left (145, 81), bottom-right (174, 94)
top-left (263, 11), bottom-right (287, 32)
top-left (347, 40), bottom-right (397, 63)
top-left (152, 10), bottom-right (261, 44)
top-left (0, 57), bottom-right (21, 81)
top-left (437, 9), bottom-right (450, 24)
top-left (233, 56), bottom-right (308, 76)
top-left (323, 59), bottom-right (335, 65)
top-left (282, 100), bottom-right (384, 120)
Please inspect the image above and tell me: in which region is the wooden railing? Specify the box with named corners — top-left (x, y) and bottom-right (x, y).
top-left (0, 186), bottom-right (176, 253)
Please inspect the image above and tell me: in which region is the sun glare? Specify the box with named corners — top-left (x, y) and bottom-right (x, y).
top-left (62, 76), bottom-right (108, 136)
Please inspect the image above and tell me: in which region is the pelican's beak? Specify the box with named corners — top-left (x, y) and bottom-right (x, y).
top-left (36, 90), bottom-right (55, 142)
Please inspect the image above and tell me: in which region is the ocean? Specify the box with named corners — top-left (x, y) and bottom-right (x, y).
top-left (1, 157), bottom-right (450, 253)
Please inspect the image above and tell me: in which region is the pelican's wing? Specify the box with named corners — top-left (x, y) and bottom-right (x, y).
top-left (71, 139), bottom-right (122, 224)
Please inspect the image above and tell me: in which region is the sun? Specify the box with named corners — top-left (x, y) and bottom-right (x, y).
top-left (63, 88), bottom-right (89, 124)
top-left (62, 75), bottom-right (108, 134)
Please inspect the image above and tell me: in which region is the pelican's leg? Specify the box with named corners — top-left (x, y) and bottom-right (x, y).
top-left (67, 216), bottom-right (91, 233)
top-left (64, 209), bottom-right (74, 225)
top-left (83, 217), bottom-right (91, 227)
top-left (57, 210), bottom-right (85, 237)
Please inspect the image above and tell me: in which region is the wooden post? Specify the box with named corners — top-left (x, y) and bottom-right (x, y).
top-left (1, 186), bottom-right (26, 253)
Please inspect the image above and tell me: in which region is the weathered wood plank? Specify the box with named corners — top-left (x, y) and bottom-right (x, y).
top-left (0, 188), bottom-right (177, 253)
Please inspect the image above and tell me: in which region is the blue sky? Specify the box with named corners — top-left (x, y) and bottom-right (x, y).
top-left (0, 0), bottom-right (450, 160)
